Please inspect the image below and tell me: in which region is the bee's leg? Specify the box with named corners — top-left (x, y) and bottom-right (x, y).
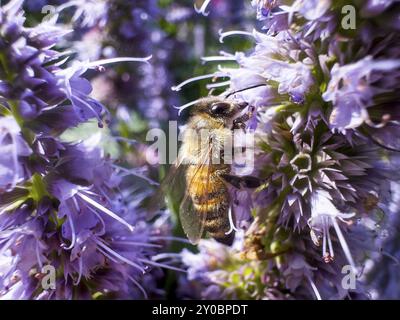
top-left (221, 174), bottom-right (262, 189)
top-left (221, 174), bottom-right (242, 188)
top-left (232, 106), bottom-right (256, 131)
top-left (241, 175), bottom-right (262, 188)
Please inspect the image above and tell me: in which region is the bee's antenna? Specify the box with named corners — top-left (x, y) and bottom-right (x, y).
top-left (208, 88), bottom-right (217, 96)
top-left (224, 83), bottom-right (267, 98)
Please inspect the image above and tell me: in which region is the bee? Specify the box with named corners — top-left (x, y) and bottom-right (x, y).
top-left (176, 96), bottom-right (261, 245)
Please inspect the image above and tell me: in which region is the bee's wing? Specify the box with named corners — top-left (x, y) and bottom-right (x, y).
top-left (179, 144), bottom-right (214, 244)
top-left (146, 159), bottom-right (187, 217)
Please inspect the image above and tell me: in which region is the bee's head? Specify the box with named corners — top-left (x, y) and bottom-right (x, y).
top-left (194, 97), bottom-right (248, 120)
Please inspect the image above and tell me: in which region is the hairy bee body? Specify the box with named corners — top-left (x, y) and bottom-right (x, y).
top-left (177, 97), bottom-right (250, 245)
top-left (186, 164), bottom-right (233, 244)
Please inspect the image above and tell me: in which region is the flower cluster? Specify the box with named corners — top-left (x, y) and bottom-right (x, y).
top-left (178, 233), bottom-right (291, 300)
top-left (178, 0), bottom-right (400, 299)
top-left (0, 0), bottom-right (172, 299)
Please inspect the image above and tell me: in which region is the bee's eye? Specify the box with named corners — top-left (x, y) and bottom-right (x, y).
top-left (211, 102), bottom-right (230, 115)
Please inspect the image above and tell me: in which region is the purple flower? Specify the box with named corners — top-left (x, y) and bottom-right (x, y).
top-left (361, 0), bottom-right (396, 17)
top-left (0, 117), bottom-right (32, 191)
top-left (322, 57), bottom-right (400, 131)
top-left (1, 1), bottom-right (101, 131)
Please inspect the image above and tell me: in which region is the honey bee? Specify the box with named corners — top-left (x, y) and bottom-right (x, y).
top-left (176, 96), bottom-right (260, 245)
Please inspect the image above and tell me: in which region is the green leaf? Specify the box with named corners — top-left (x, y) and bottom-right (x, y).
top-left (29, 173), bottom-right (50, 203)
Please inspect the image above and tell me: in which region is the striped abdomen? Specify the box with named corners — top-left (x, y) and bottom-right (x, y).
top-left (186, 164), bottom-right (234, 245)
